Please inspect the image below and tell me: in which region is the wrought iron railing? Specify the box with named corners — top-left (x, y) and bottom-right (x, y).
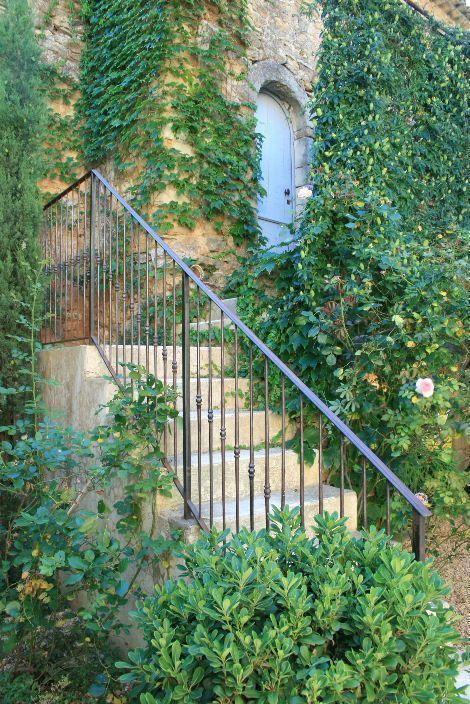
top-left (41, 170), bottom-right (431, 559)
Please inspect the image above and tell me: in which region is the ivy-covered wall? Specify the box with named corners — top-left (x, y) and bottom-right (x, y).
top-left (232, 0), bottom-right (469, 532)
top-left (31, 0), bottom-right (84, 194)
top-left (31, 0), bottom-right (468, 288)
top-left (30, 0), bottom-right (321, 288)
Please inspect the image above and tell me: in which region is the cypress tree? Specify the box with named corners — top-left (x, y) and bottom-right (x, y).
top-left (0, 0), bottom-right (46, 389)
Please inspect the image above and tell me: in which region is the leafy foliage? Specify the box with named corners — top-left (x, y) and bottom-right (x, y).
top-left (37, 1), bottom-right (83, 192)
top-left (79, 0), bottom-right (261, 242)
top-left (120, 509), bottom-right (462, 703)
top-left (0, 300), bottom-right (180, 699)
top-left (230, 0), bottom-right (469, 533)
top-left (0, 0), bottom-right (46, 393)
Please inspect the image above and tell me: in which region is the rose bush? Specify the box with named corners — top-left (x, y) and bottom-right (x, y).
top-left (229, 0), bottom-right (469, 543)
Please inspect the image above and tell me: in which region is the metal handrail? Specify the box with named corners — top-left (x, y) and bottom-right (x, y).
top-left (42, 170), bottom-right (431, 561)
top-left (44, 169), bottom-right (430, 520)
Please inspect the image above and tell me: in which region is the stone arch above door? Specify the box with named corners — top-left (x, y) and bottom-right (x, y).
top-left (247, 61), bottom-right (313, 213)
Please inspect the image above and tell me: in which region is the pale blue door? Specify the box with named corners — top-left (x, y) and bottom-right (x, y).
top-left (256, 92), bottom-right (294, 248)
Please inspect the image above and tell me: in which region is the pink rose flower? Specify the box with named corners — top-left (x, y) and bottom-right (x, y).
top-left (415, 377), bottom-right (434, 398)
top-left (415, 492), bottom-right (430, 507)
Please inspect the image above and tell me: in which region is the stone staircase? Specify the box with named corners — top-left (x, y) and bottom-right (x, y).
top-left (39, 298), bottom-right (357, 535)
top-left (39, 169), bottom-right (430, 558)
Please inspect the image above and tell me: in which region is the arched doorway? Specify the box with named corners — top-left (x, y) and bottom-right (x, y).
top-left (256, 91), bottom-right (294, 248)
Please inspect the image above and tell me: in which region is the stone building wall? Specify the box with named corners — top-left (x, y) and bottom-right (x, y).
top-left (30, 0), bottom-right (468, 285)
top-left (32, 0), bottom-right (321, 288)
top-left (415, 0), bottom-right (470, 27)
top-left (32, 0), bottom-right (83, 195)
top-left (32, 0), bottom-right (82, 80)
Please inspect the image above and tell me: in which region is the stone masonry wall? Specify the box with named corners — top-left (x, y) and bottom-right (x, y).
top-left (32, 0), bottom-right (82, 80)
top-left (248, 0), bottom-right (321, 94)
top-left (32, 0), bottom-right (321, 289)
top-left (31, 0), bottom-right (467, 288)
top-left (32, 0), bottom-right (84, 195)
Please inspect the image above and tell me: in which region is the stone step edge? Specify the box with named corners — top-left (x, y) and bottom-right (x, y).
top-left (164, 483), bottom-right (355, 523)
top-left (171, 446), bottom-right (308, 466)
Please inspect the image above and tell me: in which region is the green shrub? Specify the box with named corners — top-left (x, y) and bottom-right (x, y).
top-left (0, 310), bottom-right (180, 697)
top-left (0, 0), bottom-right (46, 395)
top-left (0, 673), bottom-right (39, 704)
top-left (121, 509), bottom-right (462, 703)
top-left (229, 0), bottom-right (469, 538)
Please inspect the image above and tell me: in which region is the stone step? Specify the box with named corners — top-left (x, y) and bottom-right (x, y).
top-left (221, 297), bottom-right (238, 315)
top-left (175, 318), bottom-right (235, 336)
top-left (165, 483), bottom-right (357, 535)
top-left (167, 408), bottom-right (295, 456)
top-left (91, 344), bottom-right (232, 379)
top-left (167, 447), bottom-right (319, 505)
top-left (173, 377), bottom-right (250, 411)
top-left (188, 297), bottom-right (237, 333)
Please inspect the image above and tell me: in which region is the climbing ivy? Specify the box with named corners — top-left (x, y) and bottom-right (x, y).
top-left (79, 0), bottom-right (261, 243)
top-left (231, 0), bottom-right (469, 533)
top-left (41, 67), bottom-right (82, 188)
top-left (37, 0), bottom-right (83, 194)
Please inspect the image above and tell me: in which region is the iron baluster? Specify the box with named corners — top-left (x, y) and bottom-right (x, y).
top-left (153, 241), bottom-right (159, 382)
top-left (234, 326), bottom-right (240, 533)
top-left (182, 271), bottom-right (191, 519)
top-left (386, 482), bottom-right (391, 536)
top-left (108, 194), bottom-right (114, 362)
top-left (145, 235), bottom-right (150, 371)
top-left (53, 203), bottom-right (58, 340)
top-left (299, 396), bottom-right (305, 526)
top-left (137, 225), bottom-right (142, 367)
top-left (318, 414), bottom-right (324, 515)
top-left (129, 219), bottom-right (135, 369)
top-left (101, 188), bottom-right (107, 351)
top-left (362, 457), bottom-right (368, 529)
top-left (281, 377), bottom-right (286, 510)
top-left (162, 251), bottom-right (168, 458)
top-left (171, 260), bottom-right (177, 470)
top-left (220, 311), bottom-right (226, 531)
top-left (248, 347), bottom-right (255, 531)
top-left (65, 198), bottom-right (70, 340)
top-left (70, 194), bottom-right (75, 340)
top-left (95, 182), bottom-right (101, 348)
top-left (208, 301), bottom-right (214, 528)
top-left (340, 436), bottom-right (346, 518)
top-left (82, 187), bottom-right (88, 340)
top-left (196, 288), bottom-right (202, 513)
top-left (412, 510), bottom-right (426, 561)
top-left (115, 209), bottom-right (120, 373)
top-left (121, 212), bottom-right (127, 384)
top-left (264, 356), bottom-right (271, 530)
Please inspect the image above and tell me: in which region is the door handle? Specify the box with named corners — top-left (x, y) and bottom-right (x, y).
top-left (284, 188), bottom-right (292, 204)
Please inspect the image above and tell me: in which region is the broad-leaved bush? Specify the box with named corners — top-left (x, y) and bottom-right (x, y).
top-left (121, 510), bottom-right (462, 703)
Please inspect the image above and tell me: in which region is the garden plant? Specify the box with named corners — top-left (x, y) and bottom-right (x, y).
top-left (229, 0), bottom-right (469, 545)
top-left (0, 0), bottom-right (468, 701)
top-left (0, 282), bottom-right (181, 701)
top-left (120, 509), bottom-right (463, 703)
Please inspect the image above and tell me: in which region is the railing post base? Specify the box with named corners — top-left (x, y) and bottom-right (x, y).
top-left (412, 510), bottom-right (426, 561)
